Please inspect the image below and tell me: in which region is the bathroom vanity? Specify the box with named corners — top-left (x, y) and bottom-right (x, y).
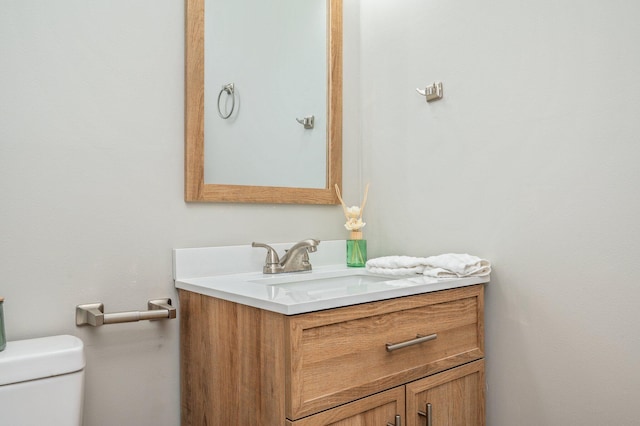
top-left (175, 242), bottom-right (487, 425)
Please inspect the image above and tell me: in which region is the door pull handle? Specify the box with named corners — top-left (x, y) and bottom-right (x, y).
top-left (417, 403), bottom-right (433, 426)
top-left (387, 414), bottom-right (402, 426)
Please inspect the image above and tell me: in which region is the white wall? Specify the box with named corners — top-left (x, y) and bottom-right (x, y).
top-left (359, 0), bottom-right (640, 424)
top-left (4, 0), bottom-right (638, 424)
top-left (0, 1), bottom-right (361, 425)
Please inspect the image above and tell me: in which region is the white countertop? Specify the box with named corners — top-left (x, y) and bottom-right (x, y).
top-left (173, 241), bottom-right (489, 315)
top-left (175, 265), bottom-right (489, 315)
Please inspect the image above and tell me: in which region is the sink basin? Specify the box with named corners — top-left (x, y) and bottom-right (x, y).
top-left (248, 271), bottom-right (398, 287)
top-left (247, 270), bottom-right (409, 304)
top-left (248, 270), bottom-right (410, 305)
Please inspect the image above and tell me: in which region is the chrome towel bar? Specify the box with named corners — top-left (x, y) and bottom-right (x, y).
top-left (76, 298), bottom-right (176, 327)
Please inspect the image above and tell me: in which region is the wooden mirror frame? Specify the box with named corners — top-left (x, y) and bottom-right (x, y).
top-left (185, 0), bottom-right (342, 204)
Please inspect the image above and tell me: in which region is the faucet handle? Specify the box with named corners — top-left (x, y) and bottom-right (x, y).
top-left (252, 242), bottom-right (281, 273)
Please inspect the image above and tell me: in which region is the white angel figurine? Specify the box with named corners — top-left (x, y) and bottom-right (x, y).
top-left (335, 184), bottom-right (369, 239)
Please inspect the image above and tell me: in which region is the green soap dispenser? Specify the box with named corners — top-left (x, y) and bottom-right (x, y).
top-left (347, 231), bottom-right (367, 267)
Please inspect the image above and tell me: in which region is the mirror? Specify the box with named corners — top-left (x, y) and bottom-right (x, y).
top-left (185, 0), bottom-right (342, 204)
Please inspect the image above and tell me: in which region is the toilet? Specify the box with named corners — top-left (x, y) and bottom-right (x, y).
top-left (0, 334), bottom-right (85, 425)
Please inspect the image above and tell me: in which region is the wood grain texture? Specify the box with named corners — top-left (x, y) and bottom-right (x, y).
top-left (184, 0), bottom-right (342, 204)
top-left (406, 360), bottom-right (486, 426)
top-left (326, 0), bottom-right (343, 199)
top-left (179, 290), bottom-right (287, 425)
top-left (184, 0), bottom-right (204, 201)
top-left (285, 285), bottom-right (484, 419)
top-left (286, 386), bottom-right (405, 426)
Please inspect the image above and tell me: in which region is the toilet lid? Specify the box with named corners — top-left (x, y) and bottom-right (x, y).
top-left (0, 335), bottom-right (85, 386)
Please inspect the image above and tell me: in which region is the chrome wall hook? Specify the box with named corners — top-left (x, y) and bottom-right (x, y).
top-left (296, 115), bottom-right (315, 129)
top-left (416, 81), bottom-right (444, 102)
top-left (217, 83), bottom-right (236, 119)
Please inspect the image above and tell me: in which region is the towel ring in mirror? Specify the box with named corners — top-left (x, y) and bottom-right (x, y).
top-left (217, 83), bottom-right (235, 119)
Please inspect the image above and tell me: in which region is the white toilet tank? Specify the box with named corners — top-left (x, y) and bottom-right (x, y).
top-left (0, 334), bottom-right (85, 426)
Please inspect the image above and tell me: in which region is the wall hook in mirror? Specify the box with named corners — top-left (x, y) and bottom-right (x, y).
top-left (296, 115), bottom-right (315, 129)
top-left (217, 83), bottom-right (236, 119)
top-left (416, 81), bottom-right (443, 102)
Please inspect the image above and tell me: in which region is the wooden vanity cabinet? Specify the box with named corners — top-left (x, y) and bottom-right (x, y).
top-left (179, 284), bottom-right (485, 425)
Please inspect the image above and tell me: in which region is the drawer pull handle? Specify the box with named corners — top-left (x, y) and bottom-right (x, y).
top-left (385, 333), bottom-right (437, 352)
top-left (418, 403), bottom-right (433, 426)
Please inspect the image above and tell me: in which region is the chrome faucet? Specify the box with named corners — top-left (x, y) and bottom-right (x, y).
top-left (252, 239), bottom-right (320, 274)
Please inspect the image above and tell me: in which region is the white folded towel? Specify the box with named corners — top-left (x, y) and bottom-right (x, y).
top-left (365, 256), bottom-right (427, 275)
top-left (423, 253), bottom-right (492, 277)
top-left (366, 253), bottom-right (491, 278)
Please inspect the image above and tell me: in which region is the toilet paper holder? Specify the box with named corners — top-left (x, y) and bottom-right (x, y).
top-left (76, 298), bottom-right (176, 327)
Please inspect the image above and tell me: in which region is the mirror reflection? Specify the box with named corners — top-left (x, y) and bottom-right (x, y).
top-left (204, 0), bottom-right (327, 188)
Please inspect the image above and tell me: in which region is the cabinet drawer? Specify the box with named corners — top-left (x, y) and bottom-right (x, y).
top-left (285, 285), bottom-right (484, 420)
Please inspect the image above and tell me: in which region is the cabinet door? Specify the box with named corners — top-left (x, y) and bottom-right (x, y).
top-left (286, 386), bottom-right (405, 426)
top-left (405, 360), bottom-right (485, 426)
